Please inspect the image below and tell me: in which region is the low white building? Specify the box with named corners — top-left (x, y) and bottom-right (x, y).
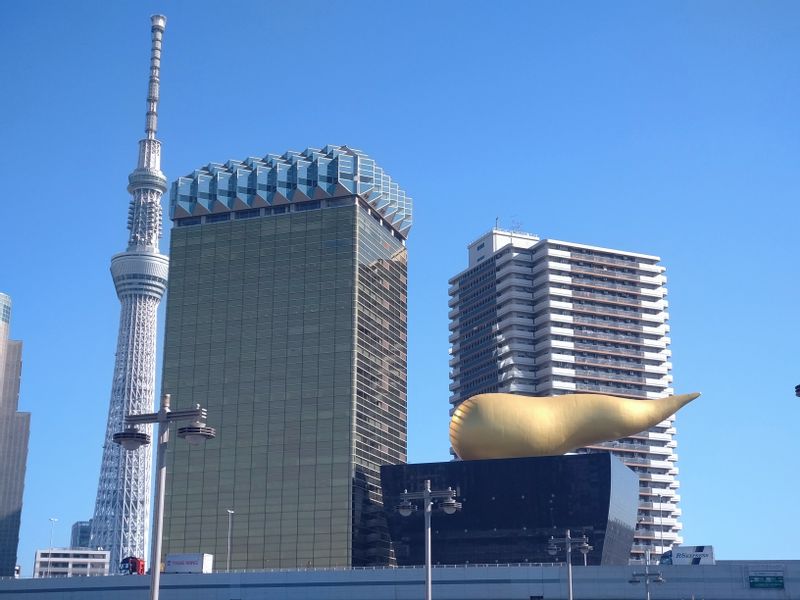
top-left (33, 548), bottom-right (109, 578)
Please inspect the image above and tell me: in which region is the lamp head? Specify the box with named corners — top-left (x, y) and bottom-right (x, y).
top-left (397, 499), bottom-right (415, 517)
top-left (441, 497), bottom-right (462, 515)
top-left (177, 421), bottom-right (216, 446)
top-left (113, 427), bottom-right (151, 452)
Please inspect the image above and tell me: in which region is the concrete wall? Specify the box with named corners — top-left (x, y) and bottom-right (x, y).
top-left (0, 561), bottom-right (797, 599)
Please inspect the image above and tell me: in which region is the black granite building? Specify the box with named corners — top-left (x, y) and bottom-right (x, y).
top-left (381, 453), bottom-right (638, 566)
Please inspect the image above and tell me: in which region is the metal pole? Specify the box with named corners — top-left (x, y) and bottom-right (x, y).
top-left (226, 509), bottom-right (234, 572)
top-left (657, 493), bottom-right (664, 563)
top-left (644, 550), bottom-right (651, 600)
top-left (565, 529), bottom-right (574, 600)
top-left (149, 395), bottom-right (170, 600)
top-left (46, 518), bottom-right (57, 578)
top-left (424, 479), bottom-right (432, 600)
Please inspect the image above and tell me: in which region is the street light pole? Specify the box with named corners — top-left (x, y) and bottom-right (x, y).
top-left (657, 493), bottom-right (664, 563)
top-left (149, 402), bottom-right (170, 600)
top-left (548, 529), bottom-right (590, 600)
top-left (629, 549), bottom-right (665, 600)
top-left (226, 509), bottom-right (234, 572)
top-left (46, 517), bottom-right (58, 578)
top-left (113, 394), bottom-right (215, 600)
top-left (397, 479), bottom-right (461, 600)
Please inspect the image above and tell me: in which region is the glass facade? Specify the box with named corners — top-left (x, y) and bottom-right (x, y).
top-left (380, 454), bottom-right (639, 566)
top-left (161, 185), bottom-right (408, 568)
top-left (0, 293), bottom-right (29, 576)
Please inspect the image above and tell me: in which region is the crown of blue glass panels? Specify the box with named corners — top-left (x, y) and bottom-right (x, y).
top-left (170, 145), bottom-right (413, 238)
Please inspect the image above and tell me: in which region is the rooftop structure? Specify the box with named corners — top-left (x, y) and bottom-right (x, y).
top-left (170, 145), bottom-right (412, 237)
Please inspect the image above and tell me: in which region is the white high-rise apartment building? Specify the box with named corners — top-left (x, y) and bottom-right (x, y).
top-left (448, 228), bottom-right (681, 563)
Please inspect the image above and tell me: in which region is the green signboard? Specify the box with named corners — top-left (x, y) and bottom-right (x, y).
top-left (749, 575), bottom-right (784, 589)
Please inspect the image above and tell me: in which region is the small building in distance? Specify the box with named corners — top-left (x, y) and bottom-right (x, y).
top-left (70, 520), bottom-right (92, 550)
top-left (33, 548), bottom-right (110, 578)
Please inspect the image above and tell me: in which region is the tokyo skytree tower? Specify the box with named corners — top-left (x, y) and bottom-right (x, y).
top-left (90, 15), bottom-right (170, 567)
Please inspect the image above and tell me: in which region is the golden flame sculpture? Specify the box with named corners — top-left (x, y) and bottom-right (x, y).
top-left (449, 392), bottom-right (700, 460)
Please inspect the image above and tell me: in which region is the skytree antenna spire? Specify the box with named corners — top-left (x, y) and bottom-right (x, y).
top-left (91, 14), bottom-right (170, 569)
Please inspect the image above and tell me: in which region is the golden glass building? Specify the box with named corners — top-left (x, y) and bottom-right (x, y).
top-left (160, 146), bottom-right (411, 568)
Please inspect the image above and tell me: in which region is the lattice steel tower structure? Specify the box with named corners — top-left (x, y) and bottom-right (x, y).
top-left (90, 15), bottom-right (170, 567)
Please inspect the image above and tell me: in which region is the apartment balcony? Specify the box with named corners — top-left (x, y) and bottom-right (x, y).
top-left (550, 380), bottom-right (577, 391)
top-left (641, 298), bottom-right (667, 310)
top-left (497, 315), bottom-right (535, 331)
top-left (637, 515), bottom-right (679, 528)
top-left (572, 357), bottom-right (647, 372)
top-left (564, 250), bottom-right (650, 270)
top-left (570, 303), bottom-right (649, 320)
top-left (498, 355), bottom-right (535, 369)
top-left (569, 278), bottom-right (650, 295)
top-left (642, 323), bottom-right (669, 336)
top-left (639, 486), bottom-right (678, 499)
top-left (571, 329), bottom-right (648, 346)
top-left (571, 289), bottom-right (641, 307)
top-left (641, 337), bottom-right (669, 350)
top-left (496, 261), bottom-right (533, 278)
top-left (602, 441), bottom-right (674, 456)
top-left (620, 456), bottom-right (674, 470)
top-left (639, 286), bottom-right (665, 299)
top-left (496, 298), bottom-right (534, 317)
top-left (496, 287), bottom-right (533, 305)
top-left (640, 311), bottom-right (667, 324)
top-left (506, 382), bottom-right (538, 394)
top-left (638, 273), bottom-right (664, 285)
top-left (573, 369), bottom-right (647, 384)
top-left (636, 472), bottom-right (674, 483)
top-left (572, 315), bottom-right (645, 334)
top-left (643, 349), bottom-right (671, 362)
top-left (574, 383), bottom-right (648, 398)
top-left (572, 341), bottom-right (647, 359)
top-left (567, 264), bottom-right (643, 283)
top-left (643, 363), bottom-right (670, 375)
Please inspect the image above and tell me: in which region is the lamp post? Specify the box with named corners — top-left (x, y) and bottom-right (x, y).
top-left (629, 549), bottom-right (665, 600)
top-left (397, 479), bottom-right (461, 600)
top-left (656, 493), bottom-right (664, 563)
top-left (113, 394), bottom-right (215, 600)
top-left (46, 517), bottom-right (58, 577)
top-left (547, 529), bottom-right (590, 600)
top-left (226, 509), bottom-right (234, 572)
top-left (580, 542), bottom-right (593, 567)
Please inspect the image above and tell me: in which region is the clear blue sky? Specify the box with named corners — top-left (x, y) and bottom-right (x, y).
top-left (1, 1), bottom-right (798, 575)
